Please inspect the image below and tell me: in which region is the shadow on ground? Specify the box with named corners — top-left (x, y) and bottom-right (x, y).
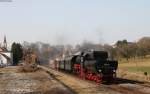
top-left (103, 77), bottom-right (145, 85)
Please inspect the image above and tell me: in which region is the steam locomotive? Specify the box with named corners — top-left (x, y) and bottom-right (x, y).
top-left (53, 50), bottom-right (118, 83)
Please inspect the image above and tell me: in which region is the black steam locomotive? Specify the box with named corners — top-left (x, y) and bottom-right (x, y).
top-left (54, 50), bottom-right (118, 83)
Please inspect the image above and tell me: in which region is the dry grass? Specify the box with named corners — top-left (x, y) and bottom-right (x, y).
top-left (117, 69), bottom-right (150, 82)
top-left (118, 56), bottom-right (150, 82)
top-left (119, 58), bottom-right (150, 67)
top-left (18, 64), bottom-right (40, 73)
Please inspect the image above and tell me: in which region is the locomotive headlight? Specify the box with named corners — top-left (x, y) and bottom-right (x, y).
top-left (113, 70), bottom-right (116, 72)
top-left (99, 70), bottom-right (102, 72)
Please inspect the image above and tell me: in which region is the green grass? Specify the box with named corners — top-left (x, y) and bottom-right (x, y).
top-left (122, 66), bottom-right (150, 75)
top-left (118, 56), bottom-right (150, 76)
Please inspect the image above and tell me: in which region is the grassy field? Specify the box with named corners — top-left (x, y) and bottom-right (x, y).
top-left (121, 66), bottom-right (150, 75)
top-left (118, 56), bottom-right (150, 75)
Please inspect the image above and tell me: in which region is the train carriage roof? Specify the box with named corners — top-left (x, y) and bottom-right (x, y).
top-left (64, 55), bottom-right (78, 62)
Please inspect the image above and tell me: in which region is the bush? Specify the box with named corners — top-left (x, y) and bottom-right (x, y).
top-left (18, 64), bottom-right (39, 73)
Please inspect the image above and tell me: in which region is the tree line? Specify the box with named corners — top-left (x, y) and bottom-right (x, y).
top-left (113, 37), bottom-right (150, 60)
top-left (11, 37), bottom-right (150, 65)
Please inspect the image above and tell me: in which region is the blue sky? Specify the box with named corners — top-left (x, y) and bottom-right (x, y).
top-left (0, 0), bottom-right (150, 45)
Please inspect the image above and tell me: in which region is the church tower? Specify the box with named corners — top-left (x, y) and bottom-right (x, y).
top-left (3, 35), bottom-right (7, 50)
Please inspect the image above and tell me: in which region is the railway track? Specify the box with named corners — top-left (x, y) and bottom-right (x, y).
top-left (39, 65), bottom-right (150, 94)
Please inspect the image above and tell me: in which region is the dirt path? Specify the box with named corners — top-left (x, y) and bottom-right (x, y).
top-left (0, 66), bottom-right (74, 94)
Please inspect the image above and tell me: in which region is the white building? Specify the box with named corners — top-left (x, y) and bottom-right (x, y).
top-left (0, 36), bottom-right (12, 66)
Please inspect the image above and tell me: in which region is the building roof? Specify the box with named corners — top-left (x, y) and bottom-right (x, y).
top-left (0, 46), bottom-right (8, 52)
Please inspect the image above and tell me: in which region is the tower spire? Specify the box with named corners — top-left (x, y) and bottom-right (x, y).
top-left (3, 35), bottom-right (7, 49)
